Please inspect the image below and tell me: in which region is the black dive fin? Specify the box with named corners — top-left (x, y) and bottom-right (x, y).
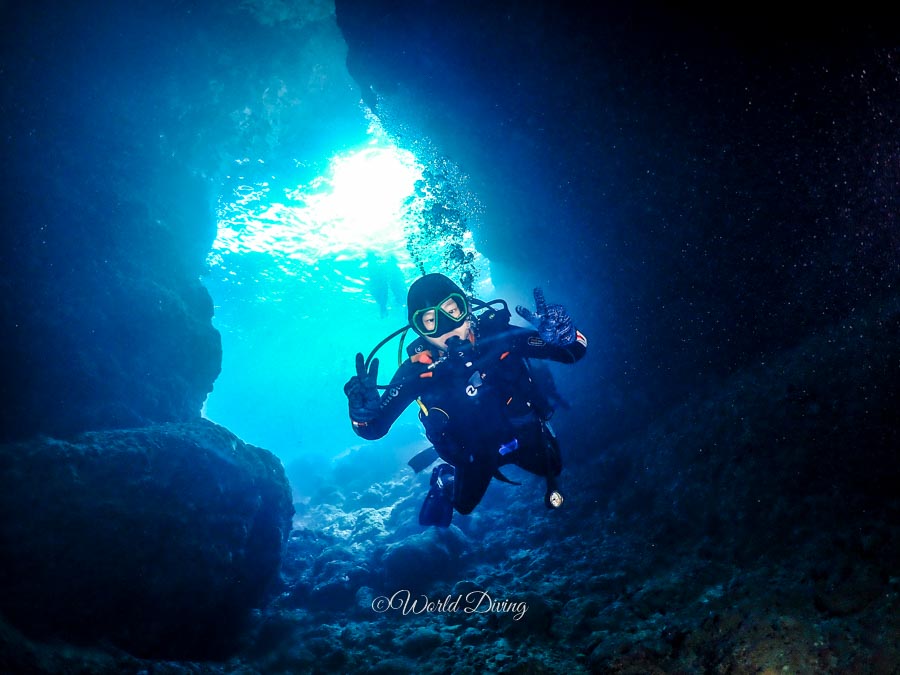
top-left (408, 446), bottom-right (440, 473)
top-left (493, 468), bottom-right (522, 486)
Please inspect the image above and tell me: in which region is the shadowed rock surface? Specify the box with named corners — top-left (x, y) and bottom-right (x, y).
top-left (0, 419), bottom-right (293, 660)
top-left (335, 0), bottom-right (900, 447)
top-left (2, 2), bottom-right (301, 663)
top-left (242, 291), bottom-right (899, 674)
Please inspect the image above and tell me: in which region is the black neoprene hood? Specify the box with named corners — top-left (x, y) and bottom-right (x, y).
top-left (407, 273), bottom-right (469, 336)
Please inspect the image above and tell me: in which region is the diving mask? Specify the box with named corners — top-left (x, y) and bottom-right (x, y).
top-left (410, 293), bottom-right (469, 337)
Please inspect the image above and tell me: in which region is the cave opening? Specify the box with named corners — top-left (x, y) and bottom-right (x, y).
top-left (202, 106), bottom-right (493, 502)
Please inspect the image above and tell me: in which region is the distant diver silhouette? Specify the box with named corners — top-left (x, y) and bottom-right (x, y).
top-left (365, 252), bottom-right (406, 318)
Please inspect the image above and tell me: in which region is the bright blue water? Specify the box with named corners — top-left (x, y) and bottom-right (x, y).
top-left (203, 114), bottom-right (494, 499)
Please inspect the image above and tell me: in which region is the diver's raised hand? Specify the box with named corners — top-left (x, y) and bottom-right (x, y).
top-left (516, 288), bottom-right (576, 346)
top-left (344, 353), bottom-right (381, 422)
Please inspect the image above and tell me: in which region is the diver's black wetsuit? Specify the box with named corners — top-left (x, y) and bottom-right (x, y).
top-left (351, 312), bottom-right (587, 514)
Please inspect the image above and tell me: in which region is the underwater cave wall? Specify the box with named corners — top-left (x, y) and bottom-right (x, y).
top-left (1, 0), bottom-right (363, 442)
top-left (0, 3), bottom-right (223, 442)
top-left (0, 147), bottom-right (222, 441)
top-left (335, 0), bottom-right (900, 439)
top-left (0, 1), bottom-right (329, 659)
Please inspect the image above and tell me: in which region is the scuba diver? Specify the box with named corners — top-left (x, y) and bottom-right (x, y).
top-left (344, 273), bottom-right (587, 527)
top-left (365, 251), bottom-right (406, 318)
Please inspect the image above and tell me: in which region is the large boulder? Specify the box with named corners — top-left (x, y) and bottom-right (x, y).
top-left (0, 419), bottom-right (294, 660)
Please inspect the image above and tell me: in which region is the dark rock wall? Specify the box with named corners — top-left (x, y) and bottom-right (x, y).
top-left (0, 2), bottom-right (308, 661)
top-left (0, 3), bottom-right (223, 441)
top-left (335, 0), bottom-right (899, 440)
top-left (0, 1), bottom-right (361, 442)
top-left (1, 155), bottom-right (223, 440)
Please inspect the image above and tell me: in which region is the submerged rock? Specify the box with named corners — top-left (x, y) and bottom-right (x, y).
top-left (0, 419), bottom-right (293, 660)
top-left (379, 527), bottom-right (468, 591)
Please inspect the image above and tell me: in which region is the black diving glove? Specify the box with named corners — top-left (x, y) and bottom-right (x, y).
top-left (516, 288), bottom-right (577, 347)
top-left (344, 353), bottom-right (381, 423)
